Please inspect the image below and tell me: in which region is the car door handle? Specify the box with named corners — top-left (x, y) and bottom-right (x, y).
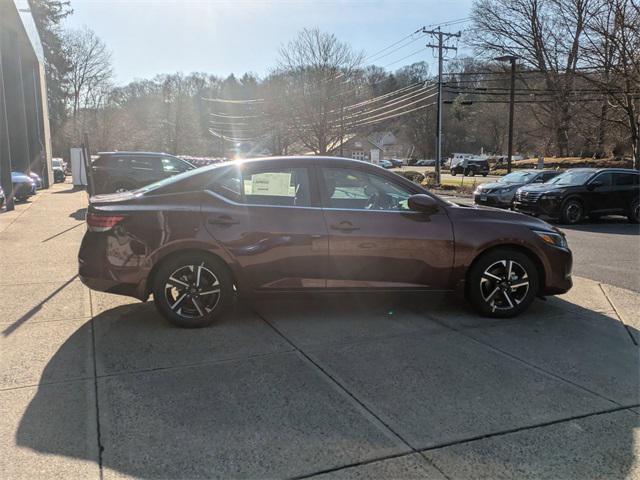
top-left (330, 221), bottom-right (360, 232)
top-left (208, 215), bottom-right (238, 226)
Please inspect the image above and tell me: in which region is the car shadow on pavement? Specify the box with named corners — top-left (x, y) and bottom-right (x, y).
top-left (560, 217), bottom-right (640, 236)
top-left (14, 295), bottom-right (640, 479)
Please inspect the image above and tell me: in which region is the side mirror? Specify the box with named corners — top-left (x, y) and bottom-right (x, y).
top-left (587, 180), bottom-right (603, 190)
top-left (408, 194), bottom-right (439, 214)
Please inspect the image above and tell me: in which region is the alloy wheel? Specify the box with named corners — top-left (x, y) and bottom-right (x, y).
top-left (564, 202), bottom-right (583, 223)
top-left (164, 263), bottom-right (221, 318)
top-left (480, 260), bottom-right (530, 312)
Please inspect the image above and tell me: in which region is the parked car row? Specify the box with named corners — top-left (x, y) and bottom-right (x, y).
top-left (0, 162), bottom-right (70, 209)
top-left (474, 168), bottom-right (639, 224)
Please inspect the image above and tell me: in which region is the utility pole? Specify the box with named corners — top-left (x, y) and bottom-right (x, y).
top-left (424, 27), bottom-right (460, 186)
top-left (495, 55), bottom-right (518, 173)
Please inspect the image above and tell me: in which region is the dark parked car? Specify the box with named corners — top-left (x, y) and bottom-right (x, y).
top-left (91, 151), bottom-right (195, 194)
top-left (415, 159), bottom-right (436, 167)
top-left (0, 185), bottom-right (5, 209)
top-left (79, 156), bottom-right (572, 328)
top-left (514, 168), bottom-right (640, 224)
top-left (388, 158), bottom-right (404, 168)
top-left (474, 169), bottom-right (561, 209)
top-left (12, 172), bottom-right (37, 201)
top-left (450, 159), bottom-right (489, 177)
top-left (52, 159), bottom-right (66, 183)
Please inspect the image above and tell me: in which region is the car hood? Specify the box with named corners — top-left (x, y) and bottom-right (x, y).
top-left (453, 203), bottom-right (555, 230)
top-left (518, 183), bottom-right (565, 193)
top-left (477, 181), bottom-right (523, 191)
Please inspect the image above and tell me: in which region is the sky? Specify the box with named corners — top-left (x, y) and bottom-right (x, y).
top-left (64, 0), bottom-right (475, 86)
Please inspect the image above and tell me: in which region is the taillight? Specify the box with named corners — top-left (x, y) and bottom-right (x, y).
top-left (86, 212), bottom-right (125, 232)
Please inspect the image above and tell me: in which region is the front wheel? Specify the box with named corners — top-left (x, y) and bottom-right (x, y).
top-left (451, 170), bottom-right (457, 176)
top-left (152, 253), bottom-right (234, 328)
top-left (467, 169), bottom-right (475, 177)
top-left (467, 249), bottom-right (539, 318)
top-left (560, 199), bottom-right (584, 224)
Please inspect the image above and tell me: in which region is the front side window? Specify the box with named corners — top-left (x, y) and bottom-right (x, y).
top-left (322, 167), bottom-right (412, 211)
top-left (590, 172), bottom-right (613, 186)
top-left (129, 157), bottom-right (154, 171)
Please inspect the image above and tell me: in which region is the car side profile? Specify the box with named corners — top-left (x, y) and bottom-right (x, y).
top-left (450, 159), bottom-right (489, 177)
top-left (514, 168), bottom-right (640, 224)
top-left (91, 151), bottom-right (195, 194)
top-left (79, 156), bottom-right (573, 328)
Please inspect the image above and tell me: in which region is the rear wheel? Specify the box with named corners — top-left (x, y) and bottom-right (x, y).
top-left (451, 170), bottom-right (457, 176)
top-left (467, 249), bottom-right (539, 318)
top-left (467, 169), bottom-right (475, 177)
top-left (560, 198), bottom-right (584, 224)
top-left (152, 253), bottom-right (234, 328)
top-left (629, 198), bottom-right (640, 224)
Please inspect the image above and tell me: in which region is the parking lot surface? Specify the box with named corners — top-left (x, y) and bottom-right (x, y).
top-left (1, 183), bottom-right (638, 479)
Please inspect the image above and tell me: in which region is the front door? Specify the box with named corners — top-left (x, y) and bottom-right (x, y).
top-left (318, 165), bottom-right (454, 290)
top-left (202, 163), bottom-right (328, 290)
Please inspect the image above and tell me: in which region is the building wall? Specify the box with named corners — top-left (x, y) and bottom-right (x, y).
top-left (0, 0), bottom-right (52, 210)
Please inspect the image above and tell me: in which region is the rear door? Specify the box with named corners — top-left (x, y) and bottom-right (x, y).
top-left (319, 164), bottom-right (454, 290)
top-left (612, 172), bottom-right (640, 213)
top-left (202, 162), bottom-right (328, 290)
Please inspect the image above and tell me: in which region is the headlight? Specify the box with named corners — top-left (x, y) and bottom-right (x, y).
top-left (541, 191), bottom-right (562, 199)
top-left (533, 230), bottom-right (567, 248)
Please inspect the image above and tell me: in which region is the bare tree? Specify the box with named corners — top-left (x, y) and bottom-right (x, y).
top-left (62, 27), bottom-right (112, 145)
top-left (582, 0), bottom-right (640, 167)
top-left (469, 0), bottom-right (595, 156)
top-left (277, 28), bottom-right (363, 154)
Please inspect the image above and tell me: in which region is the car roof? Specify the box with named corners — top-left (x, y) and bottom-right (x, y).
top-left (96, 151), bottom-right (176, 157)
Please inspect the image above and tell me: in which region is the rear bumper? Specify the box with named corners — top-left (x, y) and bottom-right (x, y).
top-left (78, 232), bottom-right (148, 300)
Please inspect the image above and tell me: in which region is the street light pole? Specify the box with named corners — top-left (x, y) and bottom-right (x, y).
top-left (495, 55), bottom-right (518, 173)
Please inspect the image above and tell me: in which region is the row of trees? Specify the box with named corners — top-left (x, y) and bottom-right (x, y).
top-left (29, 0), bottom-right (639, 166)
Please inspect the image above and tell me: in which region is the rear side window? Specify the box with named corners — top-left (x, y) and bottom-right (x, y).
top-left (129, 157), bottom-right (155, 171)
top-left (207, 165), bottom-right (311, 207)
top-left (243, 167), bottom-right (310, 207)
top-left (614, 173), bottom-right (639, 186)
top-left (209, 167), bottom-right (243, 203)
top-left (162, 157), bottom-right (191, 173)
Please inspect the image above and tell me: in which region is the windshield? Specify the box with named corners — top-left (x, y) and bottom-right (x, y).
top-left (547, 170), bottom-right (595, 186)
top-left (499, 171), bottom-right (535, 183)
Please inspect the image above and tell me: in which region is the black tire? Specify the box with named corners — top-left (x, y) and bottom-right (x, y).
top-left (560, 198), bottom-right (584, 224)
top-left (467, 248), bottom-right (539, 318)
top-left (468, 169), bottom-right (475, 177)
top-left (112, 183), bottom-right (135, 193)
top-left (628, 198), bottom-right (640, 224)
top-left (152, 252), bottom-right (234, 328)
top-left (482, 173), bottom-right (488, 177)
top-left (16, 196), bottom-right (28, 202)
top-left (451, 170), bottom-right (457, 176)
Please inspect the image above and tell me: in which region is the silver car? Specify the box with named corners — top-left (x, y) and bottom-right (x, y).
top-left (474, 169), bottom-right (560, 209)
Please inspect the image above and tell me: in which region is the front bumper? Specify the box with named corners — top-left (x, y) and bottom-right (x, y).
top-left (474, 193), bottom-right (513, 208)
top-left (513, 195), bottom-right (563, 218)
top-left (540, 244), bottom-right (573, 295)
